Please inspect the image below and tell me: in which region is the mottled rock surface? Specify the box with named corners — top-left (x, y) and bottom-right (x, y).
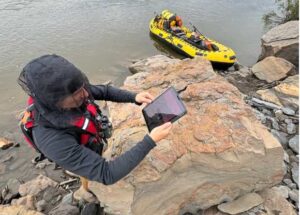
top-left (259, 21), bottom-right (299, 67)
top-left (90, 56), bottom-right (284, 215)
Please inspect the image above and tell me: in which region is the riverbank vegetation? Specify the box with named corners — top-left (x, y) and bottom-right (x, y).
top-left (263, 0), bottom-right (299, 29)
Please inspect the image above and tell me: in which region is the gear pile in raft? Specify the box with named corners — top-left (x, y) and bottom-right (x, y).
top-left (149, 10), bottom-right (237, 69)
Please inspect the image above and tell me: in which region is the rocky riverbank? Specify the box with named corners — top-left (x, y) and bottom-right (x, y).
top-left (0, 21), bottom-right (298, 215)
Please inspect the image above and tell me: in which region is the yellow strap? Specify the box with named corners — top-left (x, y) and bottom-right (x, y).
top-left (80, 176), bottom-right (89, 191)
top-left (21, 111), bottom-right (31, 124)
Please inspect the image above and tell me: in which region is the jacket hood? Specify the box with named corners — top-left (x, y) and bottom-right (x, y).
top-left (18, 54), bottom-right (91, 128)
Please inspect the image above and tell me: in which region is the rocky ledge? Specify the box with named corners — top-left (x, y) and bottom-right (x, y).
top-left (88, 55), bottom-right (286, 215)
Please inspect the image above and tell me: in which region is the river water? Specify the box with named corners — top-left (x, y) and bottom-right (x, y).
top-left (0, 0), bottom-right (275, 188)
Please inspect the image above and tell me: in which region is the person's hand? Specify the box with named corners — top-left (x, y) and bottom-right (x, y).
top-left (149, 122), bottom-right (173, 143)
top-left (135, 92), bottom-right (154, 105)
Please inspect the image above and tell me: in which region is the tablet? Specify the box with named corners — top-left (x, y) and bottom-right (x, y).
top-left (142, 87), bottom-right (187, 132)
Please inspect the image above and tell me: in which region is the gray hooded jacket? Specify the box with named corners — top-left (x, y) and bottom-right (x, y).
top-left (18, 55), bottom-right (156, 185)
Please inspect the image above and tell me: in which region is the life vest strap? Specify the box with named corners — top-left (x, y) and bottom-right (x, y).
top-left (20, 96), bottom-right (106, 158)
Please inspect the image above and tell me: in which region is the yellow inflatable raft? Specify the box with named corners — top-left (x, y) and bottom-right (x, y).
top-left (149, 10), bottom-right (237, 69)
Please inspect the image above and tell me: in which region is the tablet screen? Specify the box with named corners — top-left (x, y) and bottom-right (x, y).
top-left (142, 87), bottom-right (187, 131)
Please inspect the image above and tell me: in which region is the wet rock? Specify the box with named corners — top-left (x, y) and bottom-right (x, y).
top-left (19, 175), bottom-right (58, 196)
top-left (259, 188), bottom-right (297, 215)
top-left (89, 57), bottom-right (285, 215)
top-left (48, 203), bottom-right (79, 215)
top-left (217, 193), bottom-right (263, 215)
top-left (259, 20), bottom-right (299, 67)
top-left (0, 205), bottom-right (44, 215)
top-left (11, 195), bottom-right (36, 210)
top-left (291, 162), bottom-right (299, 187)
top-left (252, 56), bottom-right (296, 83)
top-left (289, 135), bottom-right (299, 154)
top-left (0, 137), bottom-right (14, 150)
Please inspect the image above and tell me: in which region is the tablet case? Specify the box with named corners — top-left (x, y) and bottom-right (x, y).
top-left (142, 87), bottom-right (187, 132)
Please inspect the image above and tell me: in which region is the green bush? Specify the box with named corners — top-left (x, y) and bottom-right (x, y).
top-left (263, 0), bottom-right (299, 29)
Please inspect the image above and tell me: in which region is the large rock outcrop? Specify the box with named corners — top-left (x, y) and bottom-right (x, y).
top-left (89, 56), bottom-right (284, 215)
top-left (258, 21), bottom-right (299, 68)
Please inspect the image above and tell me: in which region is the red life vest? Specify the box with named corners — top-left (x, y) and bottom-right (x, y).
top-left (20, 96), bottom-right (110, 157)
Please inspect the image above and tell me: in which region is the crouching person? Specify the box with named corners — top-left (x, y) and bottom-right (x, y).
top-left (18, 54), bottom-right (172, 201)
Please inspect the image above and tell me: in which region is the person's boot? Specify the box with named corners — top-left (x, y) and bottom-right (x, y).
top-left (73, 177), bottom-right (98, 203)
